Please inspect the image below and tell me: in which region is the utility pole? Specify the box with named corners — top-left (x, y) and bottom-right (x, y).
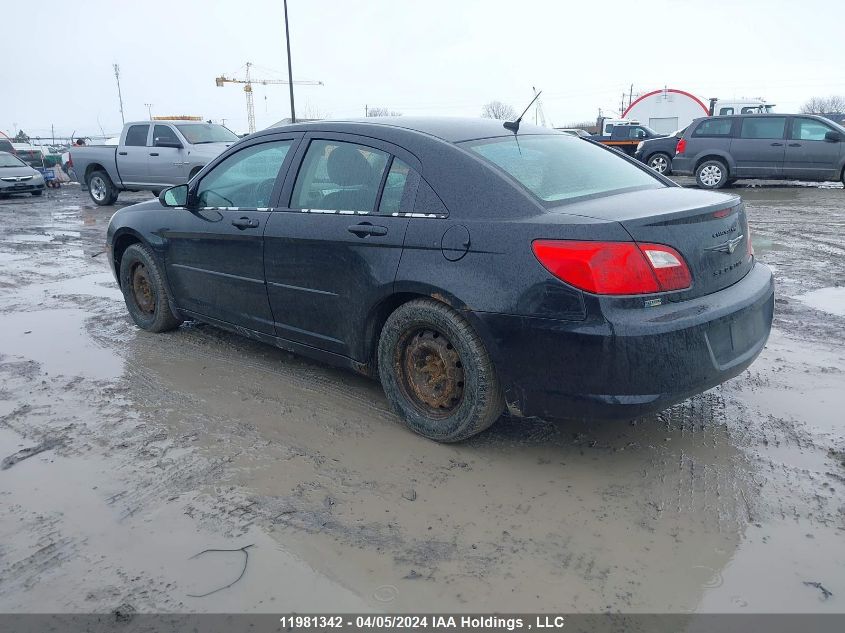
top-left (113, 64), bottom-right (125, 124)
top-left (365, 104), bottom-right (368, 117)
top-left (629, 83), bottom-right (633, 112)
top-left (144, 103), bottom-right (153, 119)
top-left (283, 0), bottom-right (296, 123)
top-left (51, 124), bottom-right (55, 145)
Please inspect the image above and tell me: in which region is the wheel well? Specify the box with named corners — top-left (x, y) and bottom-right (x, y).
top-left (364, 292), bottom-right (447, 375)
top-left (695, 155), bottom-right (730, 174)
top-left (84, 163), bottom-right (106, 183)
top-left (112, 233), bottom-right (143, 282)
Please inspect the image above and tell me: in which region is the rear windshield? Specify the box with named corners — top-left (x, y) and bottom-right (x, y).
top-left (463, 135), bottom-right (662, 203)
top-left (175, 124), bottom-right (238, 144)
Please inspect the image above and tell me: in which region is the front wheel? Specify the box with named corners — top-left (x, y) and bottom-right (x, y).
top-left (696, 160), bottom-right (729, 189)
top-left (647, 153), bottom-right (672, 175)
top-left (118, 243), bottom-right (183, 333)
top-left (88, 170), bottom-right (119, 206)
top-left (377, 299), bottom-right (504, 442)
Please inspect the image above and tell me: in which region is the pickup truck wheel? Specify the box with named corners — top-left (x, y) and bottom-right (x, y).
top-left (647, 153), bottom-right (671, 175)
top-left (88, 170), bottom-right (119, 206)
top-left (377, 299), bottom-right (504, 443)
top-left (695, 160), bottom-right (729, 189)
top-left (119, 244), bottom-right (183, 333)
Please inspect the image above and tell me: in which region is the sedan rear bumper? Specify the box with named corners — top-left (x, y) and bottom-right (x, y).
top-left (472, 262), bottom-right (774, 421)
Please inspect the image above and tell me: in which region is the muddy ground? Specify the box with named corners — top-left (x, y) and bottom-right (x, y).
top-left (0, 181), bottom-right (843, 615)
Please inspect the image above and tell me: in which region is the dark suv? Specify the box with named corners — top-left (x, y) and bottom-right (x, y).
top-left (672, 114), bottom-right (845, 189)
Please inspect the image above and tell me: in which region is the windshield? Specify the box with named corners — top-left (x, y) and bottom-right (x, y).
top-left (175, 123), bottom-right (238, 144)
top-left (0, 152), bottom-right (26, 167)
top-left (463, 135), bottom-right (663, 204)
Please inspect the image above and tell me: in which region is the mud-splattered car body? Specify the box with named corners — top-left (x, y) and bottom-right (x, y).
top-left (106, 117), bottom-right (774, 423)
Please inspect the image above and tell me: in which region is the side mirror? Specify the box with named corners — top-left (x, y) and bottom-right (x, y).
top-left (160, 184), bottom-right (189, 207)
top-left (824, 131), bottom-right (842, 142)
top-left (154, 138), bottom-right (183, 149)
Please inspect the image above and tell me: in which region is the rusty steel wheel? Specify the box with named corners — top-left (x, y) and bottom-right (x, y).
top-left (396, 328), bottom-right (465, 418)
top-left (118, 243), bottom-right (182, 333)
top-left (378, 299), bottom-right (504, 442)
top-left (130, 262), bottom-right (156, 315)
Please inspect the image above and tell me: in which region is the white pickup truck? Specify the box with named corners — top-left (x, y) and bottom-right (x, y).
top-left (70, 120), bottom-right (238, 205)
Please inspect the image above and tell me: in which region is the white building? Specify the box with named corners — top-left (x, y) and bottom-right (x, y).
top-left (622, 88), bottom-right (775, 134)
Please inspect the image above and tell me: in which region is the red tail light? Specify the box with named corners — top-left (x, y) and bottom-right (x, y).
top-left (675, 138), bottom-right (687, 155)
top-left (532, 240), bottom-right (692, 295)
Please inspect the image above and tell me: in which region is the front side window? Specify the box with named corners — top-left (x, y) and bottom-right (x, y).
top-left (464, 135), bottom-right (662, 204)
top-left (792, 118), bottom-right (833, 141)
top-left (291, 140), bottom-right (389, 212)
top-left (693, 119), bottom-right (733, 137)
top-left (153, 125), bottom-right (180, 146)
top-left (740, 117), bottom-right (786, 139)
top-left (124, 125), bottom-right (149, 147)
top-left (196, 141), bottom-right (292, 208)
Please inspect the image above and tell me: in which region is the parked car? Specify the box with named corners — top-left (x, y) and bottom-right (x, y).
top-left (0, 151), bottom-right (46, 196)
top-left (672, 114), bottom-right (845, 188)
top-left (11, 143), bottom-right (44, 168)
top-left (588, 123), bottom-right (664, 156)
top-left (554, 128), bottom-right (591, 138)
top-left (70, 120), bottom-right (238, 205)
top-left (634, 127), bottom-right (686, 174)
top-left (106, 118), bottom-right (774, 442)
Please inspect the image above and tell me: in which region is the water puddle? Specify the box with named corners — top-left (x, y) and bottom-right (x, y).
top-left (797, 287), bottom-right (845, 318)
top-left (20, 272), bottom-right (123, 302)
top-left (4, 234), bottom-right (53, 243)
top-left (0, 308), bottom-right (123, 380)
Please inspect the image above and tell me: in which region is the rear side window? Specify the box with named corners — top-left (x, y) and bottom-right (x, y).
top-left (124, 125), bottom-right (149, 147)
top-left (464, 135), bottom-right (661, 204)
top-left (719, 107), bottom-right (734, 116)
top-left (693, 119), bottom-right (733, 137)
top-left (292, 140), bottom-right (389, 212)
top-left (378, 158), bottom-right (414, 214)
top-left (740, 117), bottom-right (786, 139)
top-left (792, 118), bottom-right (833, 141)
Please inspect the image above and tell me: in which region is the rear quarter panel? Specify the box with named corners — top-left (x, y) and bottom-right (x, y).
top-left (72, 146), bottom-right (121, 186)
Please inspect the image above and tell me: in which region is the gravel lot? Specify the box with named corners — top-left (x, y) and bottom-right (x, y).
top-left (0, 181), bottom-right (843, 614)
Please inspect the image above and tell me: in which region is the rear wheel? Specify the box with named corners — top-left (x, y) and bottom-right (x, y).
top-left (695, 160), bottom-right (729, 189)
top-left (377, 299), bottom-right (503, 442)
top-left (647, 152), bottom-right (672, 175)
top-left (118, 243), bottom-right (182, 333)
top-left (88, 170), bottom-right (119, 205)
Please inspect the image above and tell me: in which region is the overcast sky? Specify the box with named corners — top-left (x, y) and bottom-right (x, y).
top-left (3, 0), bottom-right (843, 140)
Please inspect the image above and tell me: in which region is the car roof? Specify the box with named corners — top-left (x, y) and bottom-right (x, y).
top-left (265, 116), bottom-right (558, 143)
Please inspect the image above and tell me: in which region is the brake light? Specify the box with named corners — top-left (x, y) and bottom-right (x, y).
top-left (675, 138), bottom-right (687, 155)
top-left (532, 240), bottom-right (692, 295)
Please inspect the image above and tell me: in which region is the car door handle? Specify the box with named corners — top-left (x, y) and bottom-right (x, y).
top-left (788, 143), bottom-right (801, 147)
top-left (231, 217), bottom-right (260, 229)
top-left (348, 222), bottom-right (388, 237)
top-left (118, 151), bottom-right (127, 156)
top-left (770, 142), bottom-right (784, 146)
top-left (149, 152), bottom-right (159, 156)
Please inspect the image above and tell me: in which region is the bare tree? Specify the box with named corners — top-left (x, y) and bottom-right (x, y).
top-left (481, 101), bottom-right (517, 120)
top-left (800, 95), bottom-right (845, 114)
top-left (366, 107), bottom-right (402, 117)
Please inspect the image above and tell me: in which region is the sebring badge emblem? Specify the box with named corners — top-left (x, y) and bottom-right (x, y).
top-left (706, 234), bottom-right (744, 255)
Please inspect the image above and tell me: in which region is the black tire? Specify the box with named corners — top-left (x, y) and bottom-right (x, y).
top-left (31, 190), bottom-right (43, 196)
top-left (377, 298), bottom-right (504, 442)
top-left (88, 170), bottom-right (119, 206)
top-left (118, 243), bottom-right (183, 333)
top-left (647, 152), bottom-right (672, 175)
top-left (695, 159), bottom-right (729, 189)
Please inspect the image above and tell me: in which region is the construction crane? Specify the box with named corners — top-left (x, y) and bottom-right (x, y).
top-left (215, 62), bottom-right (323, 133)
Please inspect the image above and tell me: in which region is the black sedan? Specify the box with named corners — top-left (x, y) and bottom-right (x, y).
top-left (106, 118), bottom-right (774, 442)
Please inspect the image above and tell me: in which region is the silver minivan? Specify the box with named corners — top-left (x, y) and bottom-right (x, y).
top-left (671, 114), bottom-right (845, 188)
